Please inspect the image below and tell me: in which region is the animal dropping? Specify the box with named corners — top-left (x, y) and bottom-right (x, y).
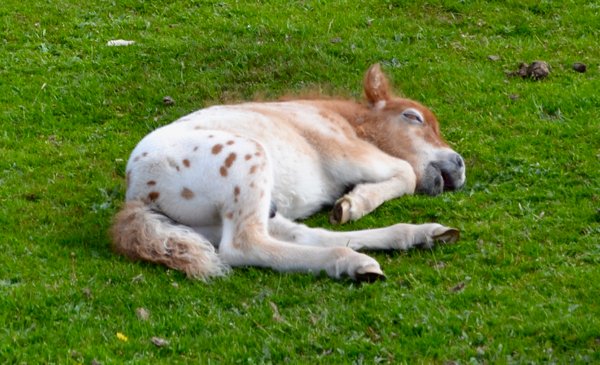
top-left (509, 61), bottom-right (550, 80)
top-left (572, 62), bottom-right (587, 73)
top-left (111, 64), bottom-right (466, 282)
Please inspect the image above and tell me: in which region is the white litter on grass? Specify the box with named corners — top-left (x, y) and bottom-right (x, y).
top-left (107, 39), bottom-right (135, 47)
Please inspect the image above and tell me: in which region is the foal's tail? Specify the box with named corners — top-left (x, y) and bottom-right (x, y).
top-left (110, 200), bottom-right (229, 280)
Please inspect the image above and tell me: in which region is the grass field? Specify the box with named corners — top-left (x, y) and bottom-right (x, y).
top-left (1, 0), bottom-right (599, 363)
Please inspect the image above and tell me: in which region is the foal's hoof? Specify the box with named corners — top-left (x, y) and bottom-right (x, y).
top-left (330, 197), bottom-right (351, 224)
top-left (416, 225), bottom-right (461, 249)
top-left (355, 265), bottom-right (386, 283)
top-left (432, 227), bottom-right (460, 244)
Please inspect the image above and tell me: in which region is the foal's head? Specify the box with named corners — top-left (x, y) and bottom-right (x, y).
top-left (361, 64), bottom-right (466, 195)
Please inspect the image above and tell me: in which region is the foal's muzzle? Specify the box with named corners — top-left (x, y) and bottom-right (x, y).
top-left (417, 153), bottom-right (466, 196)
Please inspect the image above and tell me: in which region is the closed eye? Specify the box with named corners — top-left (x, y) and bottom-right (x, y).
top-left (401, 108), bottom-right (424, 124)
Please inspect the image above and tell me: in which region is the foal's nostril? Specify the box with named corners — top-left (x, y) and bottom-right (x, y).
top-left (454, 154), bottom-right (464, 168)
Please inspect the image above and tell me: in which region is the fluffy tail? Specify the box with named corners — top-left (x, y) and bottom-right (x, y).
top-left (110, 200), bottom-right (229, 280)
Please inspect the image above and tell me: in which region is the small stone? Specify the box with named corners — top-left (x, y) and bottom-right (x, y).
top-left (47, 135), bottom-right (60, 146)
top-left (131, 274), bottom-right (144, 283)
top-left (136, 307), bottom-right (150, 321)
top-left (151, 336), bottom-right (169, 347)
top-left (487, 55), bottom-right (500, 61)
top-left (107, 39), bottom-right (135, 47)
top-left (269, 301), bottom-right (285, 323)
top-left (330, 37), bottom-right (342, 44)
top-left (572, 62), bottom-right (587, 73)
top-left (509, 94), bottom-right (520, 100)
top-left (433, 261), bottom-right (446, 269)
top-left (82, 287), bottom-right (92, 299)
top-left (163, 96), bottom-right (175, 106)
top-left (449, 282), bottom-right (466, 292)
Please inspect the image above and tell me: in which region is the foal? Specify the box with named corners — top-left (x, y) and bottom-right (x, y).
top-left (112, 64), bottom-right (466, 282)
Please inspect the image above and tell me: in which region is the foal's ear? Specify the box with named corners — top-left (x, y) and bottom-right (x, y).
top-left (363, 63), bottom-right (391, 108)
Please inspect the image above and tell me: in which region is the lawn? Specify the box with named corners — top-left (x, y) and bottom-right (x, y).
top-left (1, 0), bottom-right (599, 363)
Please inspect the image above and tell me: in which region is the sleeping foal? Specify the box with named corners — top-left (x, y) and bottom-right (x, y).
top-left (112, 64), bottom-right (466, 282)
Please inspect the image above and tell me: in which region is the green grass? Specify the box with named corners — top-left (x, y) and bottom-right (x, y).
top-left (1, 0), bottom-right (599, 363)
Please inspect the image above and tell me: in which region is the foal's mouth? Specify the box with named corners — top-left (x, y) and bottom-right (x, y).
top-left (416, 155), bottom-right (465, 196)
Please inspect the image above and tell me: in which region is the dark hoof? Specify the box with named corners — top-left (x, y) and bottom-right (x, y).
top-left (355, 271), bottom-right (387, 283)
top-left (329, 198), bottom-right (350, 224)
top-left (433, 228), bottom-right (460, 244)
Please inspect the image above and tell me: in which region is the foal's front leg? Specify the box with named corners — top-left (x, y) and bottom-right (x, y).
top-left (330, 155), bottom-right (417, 224)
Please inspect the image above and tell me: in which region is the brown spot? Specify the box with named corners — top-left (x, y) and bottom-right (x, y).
top-left (226, 140), bottom-right (235, 145)
top-left (224, 153), bottom-right (237, 168)
top-left (245, 154), bottom-right (252, 161)
top-left (250, 165), bottom-right (258, 174)
top-left (254, 152), bottom-right (261, 157)
top-left (193, 146), bottom-right (199, 152)
top-left (181, 187), bottom-right (194, 200)
top-left (233, 186), bottom-right (241, 204)
top-left (225, 212), bottom-right (234, 219)
top-left (220, 166), bottom-right (228, 177)
top-left (133, 152), bottom-right (148, 162)
top-left (148, 192), bottom-right (160, 201)
top-left (183, 159), bottom-right (190, 168)
top-left (212, 144), bottom-right (223, 154)
top-left (147, 180), bottom-right (156, 186)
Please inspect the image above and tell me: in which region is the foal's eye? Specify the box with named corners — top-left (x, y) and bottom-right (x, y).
top-left (401, 108), bottom-right (424, 124)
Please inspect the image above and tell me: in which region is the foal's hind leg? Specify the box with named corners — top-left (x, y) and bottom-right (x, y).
top-left (216, 143), bottom-right (384, 281)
